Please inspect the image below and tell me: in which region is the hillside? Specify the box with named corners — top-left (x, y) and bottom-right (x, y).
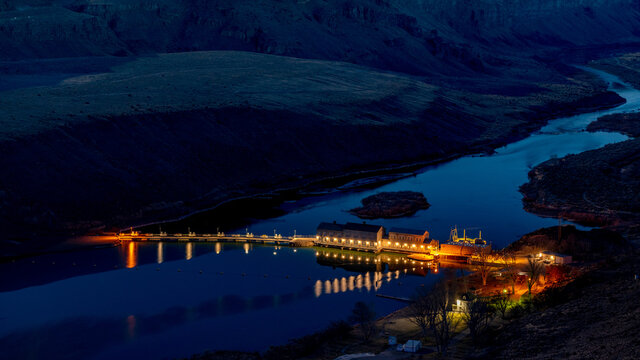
top-left (0, 51), bottom-right (621, 253)
top-left (2, 0), bottom-right (640, 253)
top-left (0, 0), bottom-right (640, 76)
top-left (521, 54), bottom-right (640, 242)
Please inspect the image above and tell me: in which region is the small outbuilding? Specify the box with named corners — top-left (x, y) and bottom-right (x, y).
top-left (403, 340), bottom-right (422, 353)
top-left (540, 251), bottom-right (572, 265)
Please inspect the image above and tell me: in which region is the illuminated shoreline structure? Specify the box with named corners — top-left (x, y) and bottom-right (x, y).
top-left (316, 222), bottom-right (384, 252)
top-left (438, 227), bottom-right (489, 262)
top-left (384, 227), bottom-right (438, 253)
top-left (315, 222), bottom-right (437, 254)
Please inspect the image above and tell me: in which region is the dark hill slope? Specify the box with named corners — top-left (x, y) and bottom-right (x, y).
top-left (1, 0), bottom-right (640, 76)
top-left (521, 54), bottom-right (640, 242)
top-left (0, 51), bottom-right (619, 254)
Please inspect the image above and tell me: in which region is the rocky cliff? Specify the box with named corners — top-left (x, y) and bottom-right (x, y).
top-left (1, 0), bottom-right (640, 75)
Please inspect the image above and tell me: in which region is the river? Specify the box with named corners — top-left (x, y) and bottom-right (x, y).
top-left (0, 69), bottom-right (637, 359)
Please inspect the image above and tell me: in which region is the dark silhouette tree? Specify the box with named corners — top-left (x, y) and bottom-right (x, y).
top-left (473, 246), bottom-right (494, 286)
top-left (349, 301), bottom-right (377, 342)
top-left (462, 296), bottom-right (493, 345)
top-left (491, 294), bottom-right (510, 319)
top-left (525, 257), bottom-right (545, 297)
top-left (500, 249), bottom-right (519, 295)
top-left (409, 286), bottom-right (432, 338)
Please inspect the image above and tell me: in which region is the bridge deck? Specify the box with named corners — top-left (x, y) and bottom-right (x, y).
top-left (117, 233), bottom-right (315, 245)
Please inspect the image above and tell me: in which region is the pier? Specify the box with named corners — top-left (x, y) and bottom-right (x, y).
top-left (117, 224), bottom-right (491, 262)
top-left (117, 231), bottom-right (316, 246)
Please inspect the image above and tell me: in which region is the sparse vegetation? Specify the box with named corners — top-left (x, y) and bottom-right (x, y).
top-left (499, 250), bottom-right (519, 295)
top-left (349, 191), bottom-right (430, 219)
top-left (524, 257), bottom-right (545, 297)
top-left (473, 246), bottom-right (494, 287)
top-left (349, 302), bottom-right (377, 343)
top-left (462, 296), bottom-right (493, 345)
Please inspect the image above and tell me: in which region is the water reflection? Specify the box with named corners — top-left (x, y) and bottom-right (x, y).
top-left (186, 243), bottom-right (193, 261)
top-left (157, 242), bottom-right (164, 264)
top-left (0, 242), bottom-right (449, 359)
top-left (125, 242), bottom-right (137, 269)
top-left (310, 248), bottom-right (442, 298)
top-left (0, 286), bottom-right (317, 360)
top-left (126, 315), bottom-right (136, 340)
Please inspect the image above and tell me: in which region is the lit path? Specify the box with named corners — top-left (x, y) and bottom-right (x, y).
top-left (117, 231), bottom-right (315, 246)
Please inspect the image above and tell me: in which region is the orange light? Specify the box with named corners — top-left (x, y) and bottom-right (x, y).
top-left (126, 242), bottom-right (138, 268)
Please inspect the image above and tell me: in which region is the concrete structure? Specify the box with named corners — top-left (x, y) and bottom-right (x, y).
top-left (389, 227), bottom-right (429, 243)
top-left (316, 222), bottom-right (384, 251)
top-left (439, 242), bottom-right (490, 262)
top-left (382, 227), bottom-right (435, 252)
top-left (316, 222), bottom-right (441, 254)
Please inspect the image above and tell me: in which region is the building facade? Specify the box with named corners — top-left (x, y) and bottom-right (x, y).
top-left (316, 222), bottom-right (384, 251)
top-left (382, 227), bottom-right (434, 253)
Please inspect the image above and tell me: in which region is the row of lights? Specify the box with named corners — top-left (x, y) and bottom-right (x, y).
top-left (318, 236), bottom-right (377, 247)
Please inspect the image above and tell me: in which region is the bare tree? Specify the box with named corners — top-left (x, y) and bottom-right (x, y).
top-left (492, 295), bottom-right (510, 319)
top-left (349, 301), bottom-right (377, 342)
top-left (473, 246), bottom-right (494, 286)
top-left (409, 286), bottom-right (432, 338)
top-left (524, 257), bottom-right (545, 297)
top-left (428, 280), bottom-right (461, 355)
top-left (462, 296), bottom-right (493, 345)
top-left (500, 250), bottom-right (519, 295)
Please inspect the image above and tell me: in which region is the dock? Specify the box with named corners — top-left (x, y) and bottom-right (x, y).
top-left (117, 232), bottom-right (315, 246)
top-left (117, 224), bottom-right (491, 262)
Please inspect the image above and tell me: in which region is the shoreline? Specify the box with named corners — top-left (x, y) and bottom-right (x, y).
top-left (1, 91), bottom-right (625, 261)
top-left (130, 93), bottom-right (625, 231)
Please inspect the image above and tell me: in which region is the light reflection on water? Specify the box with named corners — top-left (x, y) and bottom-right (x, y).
top-left (1, 69), bottom-right (639, 360)
top-left (0, 241), bottom-right (447, 360)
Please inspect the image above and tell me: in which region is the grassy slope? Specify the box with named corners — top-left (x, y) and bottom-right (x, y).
top-left (0, 0), bottom-right (638, 250)
top-left (0, 51), bottom-right (619, 251)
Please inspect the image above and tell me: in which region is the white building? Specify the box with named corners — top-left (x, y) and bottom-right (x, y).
top-left (539, 251), bottom-right (572, 264)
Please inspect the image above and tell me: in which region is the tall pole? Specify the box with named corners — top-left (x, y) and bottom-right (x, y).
top-left (558, 215), bottom-right (562, 242)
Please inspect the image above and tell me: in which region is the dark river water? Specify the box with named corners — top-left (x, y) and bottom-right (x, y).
top-left (0, 69), bottom-right (637, 359)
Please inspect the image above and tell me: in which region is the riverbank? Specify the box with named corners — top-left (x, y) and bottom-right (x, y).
top-left (182, 224), bottom-right (636, 359)
top-left (521, 57), bottom-right (640, 242)
top-left (0, 51), bottom-right (626, 258)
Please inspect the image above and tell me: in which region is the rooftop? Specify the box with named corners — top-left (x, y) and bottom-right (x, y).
top-left (344, 222), bottom-right (383, 233)
top-left (389, 227), bottom-right (427, 236)
top-left (317, 222), bottom-right (344, 232)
